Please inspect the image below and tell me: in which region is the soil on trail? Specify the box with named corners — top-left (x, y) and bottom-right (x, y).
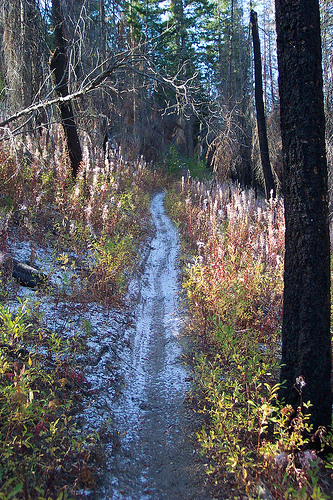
top-left (98, 191), bottom-right (211, 499)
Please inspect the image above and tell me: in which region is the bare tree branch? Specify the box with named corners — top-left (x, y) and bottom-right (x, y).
top-left (125, 58), bottom-right (197, 102)
top-left (0, 54), bottom-right (130, 130)
top-left (0, 51), bottom-right (197, 137)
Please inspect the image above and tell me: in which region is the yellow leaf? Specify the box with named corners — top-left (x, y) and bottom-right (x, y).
top-left (59, 378), bottom-right (69, 388)
top-left (48, 399), bottom-right (60, 410)
top-left (28, 357), bottom-right (32, 366)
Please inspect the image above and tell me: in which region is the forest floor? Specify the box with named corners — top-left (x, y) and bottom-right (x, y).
top-left (1, 152), bottom-right (333, 500)
top-left (93, 191), bottom-right (212, 499)
top-left (0, 187), bottom-right (217, 500)
top-left (0, 152), bottom-right (222, 499)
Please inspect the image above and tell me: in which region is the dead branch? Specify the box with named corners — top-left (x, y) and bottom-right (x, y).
top-left (0, 54), bottom-right (129, 130)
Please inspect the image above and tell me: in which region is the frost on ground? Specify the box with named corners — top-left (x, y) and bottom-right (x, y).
top-left (4, 191), bottom-right (210, 499)
top-left (95, 191), bottom-right (210, 500)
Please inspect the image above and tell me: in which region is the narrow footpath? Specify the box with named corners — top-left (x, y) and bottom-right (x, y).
top-left (100, 191), bottom-right (210, 499)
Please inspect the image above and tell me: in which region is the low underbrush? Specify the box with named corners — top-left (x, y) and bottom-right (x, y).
top-left (0, 140), bottom-right (165, 499)
top-left (0, 143), bottom-right (162, 304)
top-left (166, 177), bottom-right (333, 499)
top-left (0, 298), bottom-right (100, 499)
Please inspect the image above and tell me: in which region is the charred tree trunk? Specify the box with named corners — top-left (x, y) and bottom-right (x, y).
top-left (50, 0), bottom-right (82, 179)
top-left (250, 9), bottom-right (275, 198)
top-left (275, 0), bottom-right (332, 430)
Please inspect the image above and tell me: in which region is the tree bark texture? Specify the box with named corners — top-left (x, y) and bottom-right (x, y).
top-left (0, 0), bottom-right (47, 114)
top-left (251, 10), bottom-right (275, 199)
top-left (51, 0), bottom-right (82, 179)
top-left (275, 0), bottom-right (332, 430)
top-left (99, 0), bottom-right (106, 65)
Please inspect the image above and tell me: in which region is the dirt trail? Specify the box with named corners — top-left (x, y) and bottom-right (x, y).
top-left (99, 191), bottom-right (210, 499)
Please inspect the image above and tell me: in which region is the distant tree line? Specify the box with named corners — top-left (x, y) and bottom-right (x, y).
top-left (0, 0), bottom-right (279, 191)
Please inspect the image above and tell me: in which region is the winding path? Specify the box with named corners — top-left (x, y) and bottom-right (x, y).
top-left (101, 191), bottom-right (209, 499)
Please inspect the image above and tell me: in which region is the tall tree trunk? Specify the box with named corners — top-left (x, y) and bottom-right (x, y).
top-left (171, 0), bottom-right (186, 68)
top-left (227, 0), bottom-right (234, 99)
top-left (99, 0), bottom-right (106, 66)
top-left (268, 30), bottom-right (275, 111)
top-left (250, 9), bottom-right (275, 198)
top-left (51, 0), bottom-right (82, 179)
top-left (0, 0), bottom-right (46, 114)
top-left (275, 0), bottom-right (332, 431)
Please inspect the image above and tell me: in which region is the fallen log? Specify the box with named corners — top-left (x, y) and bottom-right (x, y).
top-left (0, 253), bottom-right (48, 288)
top-left (12, 260), bottom-right (48, 288)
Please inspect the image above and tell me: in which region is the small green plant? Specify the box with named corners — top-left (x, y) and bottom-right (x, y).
top-left (0, 299), bottom-right (32, 343)
top-left (161, 147), bottom-right (209, 180)
top-left (186, 156), bottom-right (209, 180)
top-left (0, 298), bottom-right (103, 499)
top-left (3, 196), bottom-right (13, 212)
top-left (162, 147), bottom-right (186, 175)
top-left (87, 233), bottom-right (138, 300)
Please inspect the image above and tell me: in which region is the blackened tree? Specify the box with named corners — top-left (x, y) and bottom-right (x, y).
top-left (50, 0), bottom-right (82, 179)
top-left (250, 9), bottom-right (275, 199)
top-left (275, 0), bottom-right (332, 430)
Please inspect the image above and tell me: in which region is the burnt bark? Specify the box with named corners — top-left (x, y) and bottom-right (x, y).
top-left (250, 10), bottom-right (275, 199)
top-left (0, 253), bottom-right (47, 288)
top-left (50, 0), bottom-right (82, 179)
top-left (275, 0), bottom-right (332, 430)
